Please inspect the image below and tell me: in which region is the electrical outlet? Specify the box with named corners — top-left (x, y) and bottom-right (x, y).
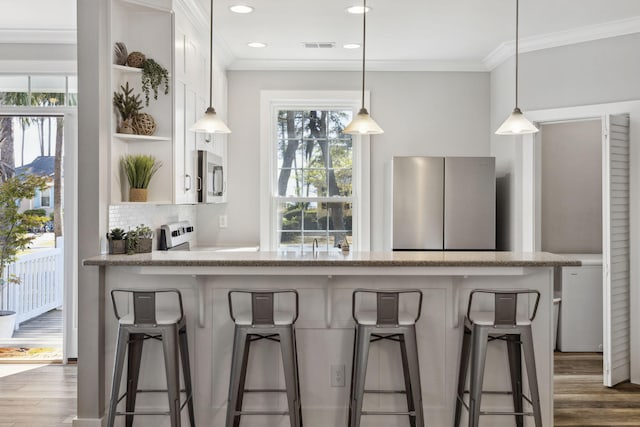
top-left (219, 215), bottom-right (228, 228)
top-left (331, 364), bottom-right (345, 387)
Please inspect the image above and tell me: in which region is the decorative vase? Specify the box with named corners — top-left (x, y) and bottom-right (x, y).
top-left (135, 238), bottom-right (153, 253)
top-left (118, 119), bottom-right (135, 134)
top-left (129, 188), bottom-right (148, 202)
top-left (127, 51), bottom-right (146, 68)
top-left (132, 113), bottom-right (156, 136)
top-left (109, 239), bottom-right (126, 254)
top-left (0, 311), bottom-right (16, 338)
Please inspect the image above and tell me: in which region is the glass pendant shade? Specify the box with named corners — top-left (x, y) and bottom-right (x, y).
top-left (190, 107), bottom-right (231, 134)
top-left (344, 0), bottom-right (383, 136)
top-left (495, 0), bottom-right (537, 136)
top-left (495, 107), bottom-right (538, 135)
top-left (344, 108), bottom-right (384, 135)
top-left (191, 0), bottom-right (231, 134)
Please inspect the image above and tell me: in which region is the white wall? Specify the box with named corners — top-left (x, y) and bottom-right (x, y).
top-left (197, 70), bottom-right (491, 250)
top-left (490, 33), bottom-right (640, 250)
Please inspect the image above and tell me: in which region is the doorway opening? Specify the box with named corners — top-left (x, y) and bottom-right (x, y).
top-left (0, 112), bottom-right (70, 362)
top-left (523, 104), bottom-right (636, 387)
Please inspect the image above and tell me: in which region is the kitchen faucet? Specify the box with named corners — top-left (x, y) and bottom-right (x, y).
top-left (312, 239), bottom-right (319, 256)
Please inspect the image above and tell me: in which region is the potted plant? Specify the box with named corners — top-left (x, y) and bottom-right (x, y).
top-left (0, 175), bottom-right (48, 338)
top-left (141, 58), bottom-right (169, 106)
top-left (113, 82), bottom-right (143, 134)
top-left (125, 224), bottom-right (153, 254)
top-left (120, 154), bottom-right (162, 202)
top-left (107, 228), bottom-right (126, 254)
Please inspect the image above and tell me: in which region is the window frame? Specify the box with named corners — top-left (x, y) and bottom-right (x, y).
top-left (260, 90), bottom-right (371, 252)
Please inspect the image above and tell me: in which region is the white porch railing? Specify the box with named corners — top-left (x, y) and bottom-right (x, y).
top-left (0, 241), bottom-right (63, 329)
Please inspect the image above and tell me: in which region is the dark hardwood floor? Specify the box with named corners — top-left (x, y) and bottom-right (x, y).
top-left (555, 352), bottom-right (640, 426)
top-left (0, 352), bottom-right (637, 426)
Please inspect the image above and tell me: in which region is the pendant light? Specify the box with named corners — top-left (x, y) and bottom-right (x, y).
top-left (495, 0), bottom-right (538, 135)
top-left (190, 0), bottom-right (231, 134)
top-left (343, 0), bottom-right (383, 135)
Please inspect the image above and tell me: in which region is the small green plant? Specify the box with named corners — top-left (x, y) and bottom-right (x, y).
top-left (0, 175), bottom-right (48, 286)
top-left (141, 58), bottom-right (169, 106)
top-left (125, 229), bottom-right (138, 255)
top-left (134, 224), bottom-right (153, 239)
top-left (109, 228), bottom-right (126, 240)
top-left (113, 82), bottom-right (143, 123)
top-left (120, 154), bottom-right (162, 189)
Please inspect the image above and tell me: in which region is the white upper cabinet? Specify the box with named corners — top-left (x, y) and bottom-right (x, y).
top-left (109, 0), bottom-right (225, 205)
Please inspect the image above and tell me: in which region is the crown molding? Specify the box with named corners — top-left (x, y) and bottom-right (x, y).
top-left (225, 58), bottom-right (487, 72)
top-left (483, 16), bottom-right (640, 70)
top-left (175, 0), bottom-right (208, 34)
top-left (0, 29), bottom-right (76, 45)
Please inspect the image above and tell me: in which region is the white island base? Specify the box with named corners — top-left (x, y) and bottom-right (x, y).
top-left (79, 252), bottom-right (578, 427)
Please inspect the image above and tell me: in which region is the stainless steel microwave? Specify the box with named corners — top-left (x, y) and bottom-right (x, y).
top-left (197, 150), bottom-right (224, 203)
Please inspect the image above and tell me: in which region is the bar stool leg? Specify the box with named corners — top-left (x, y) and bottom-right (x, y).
top-left (468, 326), bottom-right (489, 427)
top-left (454, 326), bottom-right (472, 427)
top-left (521, 327), bottom-right (543, 427)
top-left (280, 327), bottom-right (302, 427)
top-left (107, 327), bottom-right (129, 427)
top-left (402, 326), bottom-right (425, 427)
top-left (350, 325), bottom-right (372, 427)
top-left (226, 327), bottom-right (250, 427)
top-left (178, 326), bottom-right (196, 427)
top-left (125, 333), bottom-right (144, 427)
top-left (506, 334), bottom-right (524, 427)
top-left (162, 326), bottom-right (182, 427)
top-left (399, 334), bottom-right (416, 427)
top-left (347, 327), bottom-right (358, 427)
top-left (292, 327), bottom-right (304, 427)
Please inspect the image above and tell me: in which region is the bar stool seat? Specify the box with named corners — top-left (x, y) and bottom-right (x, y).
top-left (355, 310), bottom-right (417, 325)
top-left (467, 311), bottom-right (532, 326)
top-left (455, 289), bottom-right (542, 427)
top-left (349, 289), bottom-right (425, 427)
top-left (119, 311), bottom-right (182, 325)
top-left (232, 311), bottom-right (295, 326)
top-left (107, 288), bottom-right (195, 427)
top-left (226, 289), bottom-right (303, 427)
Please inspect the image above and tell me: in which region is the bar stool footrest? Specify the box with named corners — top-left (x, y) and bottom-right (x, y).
top-left (243, 388), bottom-right (287, 393)
top-left (235, 410), bottom-right (289, 416)
top-left (361, 410), bottom-right (416, 416)
top-left (364, 389), bottom-right (407, 394)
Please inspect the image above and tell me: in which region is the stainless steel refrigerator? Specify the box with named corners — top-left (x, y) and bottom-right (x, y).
top-left (392, 156), bottom-right (496, 250)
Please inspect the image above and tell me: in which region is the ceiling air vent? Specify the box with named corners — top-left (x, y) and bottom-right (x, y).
top-left (302, 42), bottom-right (336, 49)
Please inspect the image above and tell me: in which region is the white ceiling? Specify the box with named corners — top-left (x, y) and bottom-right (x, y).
top-left (212, 0), bottom-right (640, 70)
top-left (0, 0), bottom-right (639, 71)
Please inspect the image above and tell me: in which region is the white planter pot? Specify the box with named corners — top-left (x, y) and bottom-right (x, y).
top-left (0, 311), bottom-right (16, 338)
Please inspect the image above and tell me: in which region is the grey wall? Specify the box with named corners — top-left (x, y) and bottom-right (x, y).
top-left (198, 70), bottom-right (491, 250)
top-left (541, 120), bottom-right (602, 253)
top-left (491, 33), bottom-right (640, 250)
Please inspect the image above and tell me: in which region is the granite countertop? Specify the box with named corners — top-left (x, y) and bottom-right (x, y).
top-left (83, 251), bottom-right (581, 268)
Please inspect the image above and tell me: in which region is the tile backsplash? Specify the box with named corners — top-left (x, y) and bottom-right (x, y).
top-left (109, 204), bottom-right (197, 246)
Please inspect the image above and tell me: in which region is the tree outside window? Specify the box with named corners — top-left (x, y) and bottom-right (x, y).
top-left (275, 109), bottom-right (354, 252)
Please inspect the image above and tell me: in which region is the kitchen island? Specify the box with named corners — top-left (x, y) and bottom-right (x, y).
top-left (78, 251), bottom-right (579, 427)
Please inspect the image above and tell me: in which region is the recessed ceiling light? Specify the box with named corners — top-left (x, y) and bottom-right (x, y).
top-left (346, 5), bottom-right (371, 14)
top-left (247, 42), bottom-right (267, 48)
top-left (229, 5), bottom-right (254, 14)
top-left (343, 43), bottom-right (361, 49)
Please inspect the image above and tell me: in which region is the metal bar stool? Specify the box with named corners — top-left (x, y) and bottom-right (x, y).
top-left (225, 289), bottom-right (302, 427)
top-left (107, 289), bottom-right (195, 427)
top-left (454, 289), bottom-right (542, 427)
top-left (348, 289), bottom-right (425, 427)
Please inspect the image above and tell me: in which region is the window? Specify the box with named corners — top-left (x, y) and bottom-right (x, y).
top-left (261, 91), bottom-right (370, 252)
top-left (0, 75), bottom-right (78, 107)
top-left (40, 187), bottom-right (51, 208)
